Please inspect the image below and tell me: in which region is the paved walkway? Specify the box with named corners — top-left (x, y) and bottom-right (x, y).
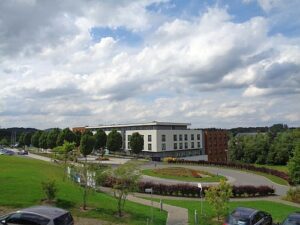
top-left (99, 187), bottom-right (189, 225)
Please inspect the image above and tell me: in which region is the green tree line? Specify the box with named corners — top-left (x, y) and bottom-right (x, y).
top-left (229, 128), bottom-right (300, 165)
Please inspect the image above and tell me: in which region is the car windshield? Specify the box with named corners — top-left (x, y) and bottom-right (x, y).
top-left (282, 218), bottom-right (300, 225)
top-left (228, 215), bottom-right (250, 225)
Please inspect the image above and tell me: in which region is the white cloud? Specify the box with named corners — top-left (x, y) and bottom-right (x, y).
top-left (0, 2), bottom-right (299, 128)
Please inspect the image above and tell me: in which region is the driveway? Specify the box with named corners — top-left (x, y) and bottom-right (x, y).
top-left (141, 162), bottom-right (289, 196)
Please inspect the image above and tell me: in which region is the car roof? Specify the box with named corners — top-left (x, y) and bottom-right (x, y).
top-left (17, 206), bottom-right (68, 219)
top-left (288, 212), bottom-right (300, 220)
top-left (232, 207), bottom-right (258, 218)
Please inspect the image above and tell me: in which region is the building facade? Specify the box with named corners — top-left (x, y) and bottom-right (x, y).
top-left (74, 122), bottom-right (206, 159)
top-left (204, 129), bottom-right (229, 162)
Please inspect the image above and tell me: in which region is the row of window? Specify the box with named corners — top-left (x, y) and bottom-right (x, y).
top-left (128, 134), bottom-right (152, 142)
top-left (161, 134), bottom-right (201, 142)
top-left (174, 142), bottom-right (201, 150)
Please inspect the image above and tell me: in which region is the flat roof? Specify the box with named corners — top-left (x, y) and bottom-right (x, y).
top-left (84, 121), bottom-right (191, 129)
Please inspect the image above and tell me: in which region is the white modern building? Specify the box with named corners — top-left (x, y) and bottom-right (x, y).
top-left (74, 121), bottom-right (207, 159)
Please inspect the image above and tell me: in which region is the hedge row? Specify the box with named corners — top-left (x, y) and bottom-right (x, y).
top-left (102, 178), bottom-right (275, 198)
top-left (166, 158), bottom-right (291, 184)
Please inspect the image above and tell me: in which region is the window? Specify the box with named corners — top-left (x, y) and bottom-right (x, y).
top-left (127, 142), bottom-right (131, 149)
top-left (179, 134), bottom-right (182, 141)
top-left (148, 143), bottom-right (152, 151)
top-left (185, 142), bottom-right (188, 149)
top-left (179, 143), bottom-right (183, 149)
top-left (54, 213), bottom-right (73, 225)
top-left (162, 143), bottom-right (166, 151)
top-left (173, 134), bottom-right (177, 141)
top-left (174, 143), bottom-right (177, 150)
top-left (184, 134), bottom-right (188, 141)
top-left (128, 135), bottom-right (131, 141)
top-left (191, 134), bottom-right (194, 140)
top-left (197, 142), bottom-right (201, 148)
top-left (148, 135), bottom-right (152, 142)
top-left (197, 134), bottom-right (201, 140)
top-left (191, 142), bottom-right (194, 148)
top-left (162, 134), bottom-right (166, 142)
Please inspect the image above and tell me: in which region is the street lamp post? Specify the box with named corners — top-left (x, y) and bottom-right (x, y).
top-left (198, 183), bottom-right (203, 216)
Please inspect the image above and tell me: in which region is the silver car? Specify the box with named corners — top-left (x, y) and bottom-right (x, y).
top-left (0, 206), bottom-right (74, 225)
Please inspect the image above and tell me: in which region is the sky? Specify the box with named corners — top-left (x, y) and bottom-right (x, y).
top-left (0, 0), bottom-right (299, 129)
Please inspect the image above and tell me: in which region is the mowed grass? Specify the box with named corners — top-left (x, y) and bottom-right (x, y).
top-left (0, 156), bottom-right (167, 225)
top-left (146, 198), bottom-right (300, 224)
top-left (142, 167), bottom-right (226, 182)
top-left (254, 164), bottom-right (289, 173)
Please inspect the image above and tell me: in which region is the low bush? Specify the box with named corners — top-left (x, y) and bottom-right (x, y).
top-left (102, 179), bottom-right (274, 198)
top-left (41, 180), bottom-right (57, 202)
top-left (166, 159), bottom-right (292, 184)
top-left (284, 187), bottom-right (300, 204)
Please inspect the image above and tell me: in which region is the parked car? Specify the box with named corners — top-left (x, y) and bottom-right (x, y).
top-left (0, 206), bottom-right (74, 225)
top-left (18, 150), bottom-right (29, 155)
top-left (224, 207), bottom-right (273, 225)
top-left (0, 149), bottom-right (15, 156)
top-left (281, 212), bottom-right (300, 225)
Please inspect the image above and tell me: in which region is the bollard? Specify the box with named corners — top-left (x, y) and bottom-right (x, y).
top-left (160, 199), bottom-right (163, 211)
top-left (194, 210), bottom-right (198, 225)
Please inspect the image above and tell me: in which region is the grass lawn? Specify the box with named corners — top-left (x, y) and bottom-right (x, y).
top-left (142, 167), bottom-right (226, 182)
top-left (254, 164), bottom-right (289, 173)
top-left (146, 197), bottom-right (300, 225)
top-left (0, 156), bottom-right (167, 225)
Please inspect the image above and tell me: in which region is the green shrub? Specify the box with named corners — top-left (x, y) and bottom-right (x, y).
top-left (284, 187), bottom-right (300, 204)
top-left (41, 180), bottom-right (57, 201)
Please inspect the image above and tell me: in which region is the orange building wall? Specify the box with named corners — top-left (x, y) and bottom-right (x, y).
top-left (204, 129), bottom-right (229, 162)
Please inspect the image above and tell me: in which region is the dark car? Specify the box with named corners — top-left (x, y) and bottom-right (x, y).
top-left (0, 149), bottom-right (15, 156)
top-left (0, 206), bottom-right (74, 225)
top-left (224, 207), bottom-right (273, 225)
top-left (282, 212), bottom-right (300, 225)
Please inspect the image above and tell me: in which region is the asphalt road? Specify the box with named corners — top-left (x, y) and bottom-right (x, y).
top-left (141, 162), bottom-right (289, 196)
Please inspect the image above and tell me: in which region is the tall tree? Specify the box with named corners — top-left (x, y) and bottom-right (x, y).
top-left (46, 128), bottom-right (60, 149)
top-left (24, 133), bottom-right (32, 147)
top-left (288, 142), bottom-right (300, 184)
top-left (94, 129), bottom-right (107, 151)
top-left (80, 134), bottom-right (95, 210)
top-left (18, 132), bottom-right (26, 147)
top-left (129, 132), bottom-right (144, 155)
top-left (56, 128), bottom-right (76, 146)
top-left (39, 132), bottom-right (48, 149)
top-left (106, 129), bottom-right (122, 152)
top-left (31, 131), bottom-right (42, 148)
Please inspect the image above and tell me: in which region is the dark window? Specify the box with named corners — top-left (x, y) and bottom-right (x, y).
top-left (162, 135), bottom-right (166, 142)
top-left (191, 142), bottom-right (194, 148)
top-left (148, 144), bottom-right (152, 151)
top-left (54, 212), bottom-right (74, 225)
top-left (191, 134), bottom-right (194, 140)
top-left (197, 142), bottom-right (201, 148)
top-left (179, 143), bottom-right (183, 149)
top-left (148, 135), bottom-right (152, 142)
top-left (7, 213), bottom-right (50, 225)
top-left (162, 143), bottom-right (166, 151)
top-left (174, 143), bottom-right (177, 149)
top-left (179, 134), bottom-right (182, 141)
top-left (173, 134), bottom-right (177, 141)
top-left (128, 142), bottom-right (131, 149)
top-left (185, 142), bottom-right (188, 149)
top-left (128, 135), bottom-right (131, 141)
top-left (184, 134), bottom-right (188, 141)
top-left (197, 134), bottom-right (201, 140)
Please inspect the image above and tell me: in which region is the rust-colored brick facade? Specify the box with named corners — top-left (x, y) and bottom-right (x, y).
top-left (204, 129), bottom-right (229, 162)
top-left (72, 126), bottom-right (87, 133)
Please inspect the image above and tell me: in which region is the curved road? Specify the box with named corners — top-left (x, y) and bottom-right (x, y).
top-left (141, 162), bottom-right (289, 196)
